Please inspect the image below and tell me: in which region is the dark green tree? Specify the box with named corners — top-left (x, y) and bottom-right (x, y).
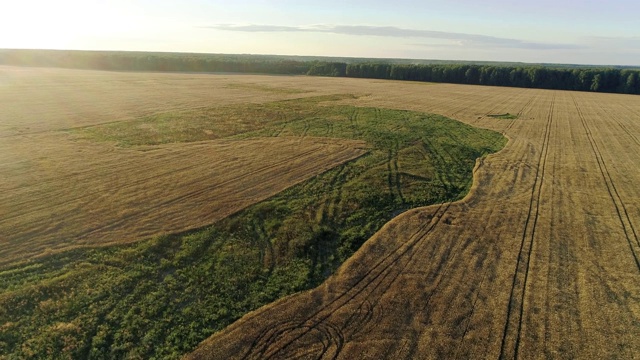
top-left (591, 74), bottom-right (602, 92)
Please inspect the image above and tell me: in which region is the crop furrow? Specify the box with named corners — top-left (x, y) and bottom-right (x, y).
top-left (500, 92), bottom-right (555, 360)
top-left (74, 146), bottom-right (334, 240)
top-left (571, 95), bottom-right (640, 271)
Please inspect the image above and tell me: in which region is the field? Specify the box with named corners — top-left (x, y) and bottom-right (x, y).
top-left (187, 78), bottom-right (640, 358)
top-left (1, 66), bottom-right (639, 359)
top-left (0, 68), bottom-right (371, 263)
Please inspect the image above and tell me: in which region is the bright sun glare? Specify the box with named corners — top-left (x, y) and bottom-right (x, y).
top-left (1, 1), bottom-right (138, 50)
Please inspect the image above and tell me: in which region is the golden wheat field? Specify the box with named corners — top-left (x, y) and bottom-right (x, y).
top-left (187, 79), bottom-right (640, 358)
top-left (1, 66), bottom-right (639, 359)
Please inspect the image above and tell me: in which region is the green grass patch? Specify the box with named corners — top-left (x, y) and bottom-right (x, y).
top-left (487, 113), bottom-right (518, 119)
top-left (2, 97), bottom-right (506, 359)
top-left (76, 94), bottom-right (355, 146)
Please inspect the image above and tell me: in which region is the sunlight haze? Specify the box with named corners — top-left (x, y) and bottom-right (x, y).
top-left (1, 0), bottom-right (639, 65)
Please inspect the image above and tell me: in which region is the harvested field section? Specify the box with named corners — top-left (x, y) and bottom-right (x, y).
top-left (0, 134), bottom-right (366, 265)
top-left (190, 87), bottom-right (640, 359)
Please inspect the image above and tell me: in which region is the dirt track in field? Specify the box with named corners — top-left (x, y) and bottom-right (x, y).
top-left (187, 81), bottom-right (640, 358)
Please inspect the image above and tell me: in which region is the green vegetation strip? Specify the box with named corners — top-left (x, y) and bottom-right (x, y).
top-left (1, 96), bottom-right (506, 359)
top-left (78, 95), bottom-right (354, 146)
top-left (487, 113), bottom-right (518, 119)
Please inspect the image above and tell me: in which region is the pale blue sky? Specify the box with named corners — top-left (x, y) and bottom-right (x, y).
top-left (1, 0), bottom-right (639, 65)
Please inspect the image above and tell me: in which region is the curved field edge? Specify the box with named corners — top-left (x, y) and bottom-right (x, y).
top-left (0, 136), bottom-right (367, 267)
top-left (0, 99), bottom-right (506, 359)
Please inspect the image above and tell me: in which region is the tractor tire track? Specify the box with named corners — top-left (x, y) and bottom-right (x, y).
top-left (251, 140), bottom-right (483, 359)
top-left (241, 203), bottom-right (452, 359)
top-left (244, 205), bottom-right (449, 359)
top-left (499, 93), bottom-right (555, 360)
top-left (571, 94), bottom-right (640, 270)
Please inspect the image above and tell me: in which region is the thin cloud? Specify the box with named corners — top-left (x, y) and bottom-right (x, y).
top-left (584, 36), bottom-right (640, 50)
top-left (212, 24), bottom-right (311, 32)
top-left (205, 24), bottom-right (583, 51)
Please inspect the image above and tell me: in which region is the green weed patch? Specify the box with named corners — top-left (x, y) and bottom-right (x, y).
top-left (487, 113), bottom-right (518, 119)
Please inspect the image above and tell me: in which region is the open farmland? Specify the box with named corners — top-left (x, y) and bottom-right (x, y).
top-left (1, 66), bottom-right (639, 359)
top-left (189, 83), bottom-right (640, 357)
top-left (0, 66), bottom-right (505, 358)
top-left (0, 66), bottom-right (374, 265)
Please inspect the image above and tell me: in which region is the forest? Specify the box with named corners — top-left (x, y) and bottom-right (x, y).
top-left (1, 49), bottom-right (639, 94)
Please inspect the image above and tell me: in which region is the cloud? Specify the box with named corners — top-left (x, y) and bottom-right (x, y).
top-left (583, 36), bottom-right (640, 50)
top-left (205, 24), bottom-right (583, 51)
top-left (212, 24), bottom-right (311, 33)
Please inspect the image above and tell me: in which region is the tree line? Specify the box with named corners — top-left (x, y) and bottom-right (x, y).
top-left (343, 63), bottom-right (639, 94)
top-left (1, 49), bottom-right (638, 94)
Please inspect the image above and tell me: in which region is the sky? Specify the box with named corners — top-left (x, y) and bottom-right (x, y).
top-left (1, 0), bottom-right (639, 65)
